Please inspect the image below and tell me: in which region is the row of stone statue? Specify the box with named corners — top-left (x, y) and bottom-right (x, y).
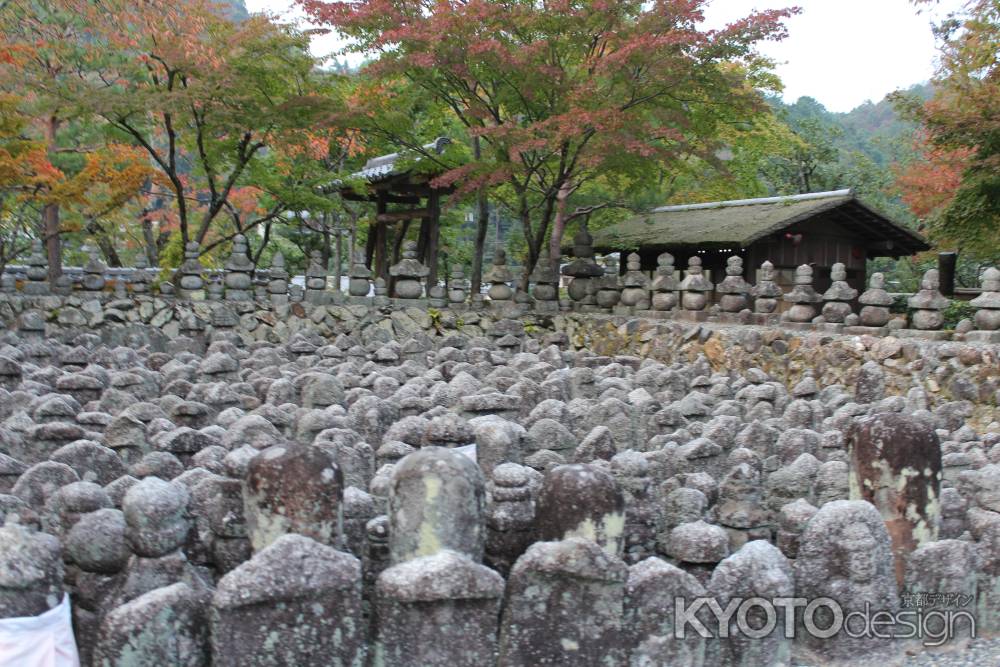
top-left (5, 235), bottom-right (1000, 333)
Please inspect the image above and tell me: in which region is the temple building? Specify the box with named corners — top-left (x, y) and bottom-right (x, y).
top-left (585, 190), bottom-right (930, 294)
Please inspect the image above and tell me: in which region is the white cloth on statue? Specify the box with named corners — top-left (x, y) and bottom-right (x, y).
top-left (0, 594), bottom-right (80, 667)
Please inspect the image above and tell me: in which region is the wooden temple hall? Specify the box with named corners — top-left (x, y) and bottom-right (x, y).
top-left (586, 190), bottom-right (930, 295)
top-left (339, 138), bottom-right (454, 288)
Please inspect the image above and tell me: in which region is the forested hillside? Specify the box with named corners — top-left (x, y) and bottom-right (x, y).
top-left (766, 84), bottom-right (935, 216)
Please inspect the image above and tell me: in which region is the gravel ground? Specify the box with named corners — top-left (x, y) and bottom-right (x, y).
top-left (902, 637), bottom-right (1000, 666)
top-left (792, 637), bottom-right (1000, 666)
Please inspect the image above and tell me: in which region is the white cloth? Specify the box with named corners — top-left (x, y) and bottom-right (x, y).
top-left (454, 443), bottom-right (478, 462)
top-left (0, 595), bottom-right (80, 667)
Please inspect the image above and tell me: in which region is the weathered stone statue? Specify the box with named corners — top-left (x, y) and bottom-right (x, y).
top-left (970, 267), bottom-right (1000, 331)
top-left (427, 283), bottom-right (447, 308)
top-left (372, 277), bottom-right (389, 306)
top-left (448, 264), bottom-right (469, 304)
top-left (178, 241), bottom-right (205, 300)
top-left (0, 523), bottom-right (64, 618)
top-left (776, 498), bottom-right (817, 559)
top-left (23, 239), bottom-right (50, 295)
top-left (679, 256), bottom-right (713, 311)
top-left (373, 446), bottom-right (502, 666)
top-left (388, 447), bottom-right (486, 565)
top-left (97, 580), bottom-right (210, 666)
top-left (529, 257), bottom-right (559, 310)
top-left (485, 463), bottom-right (535, 576)
top-left (223, 234), bottom-right (253, 301)
top-left (304, 250), bottom-right (329, 305)
top-left (82, 247), bottom-right (107, 295)
top-left (390, 240), bottom-right (428, 300)
top-left (707, 541), bottom-right (794, 667)
top-left (625, 557), bottom-right (707, 666)
top-left (619, 252), bottom-right (650, 309)
top-left (903, 539), bottom-right (978, 648)
top-left (267, 251), bottom-right (289, 307)
top-left (211, 534), bottom-right (364, 667)
top-left (374, 549), bottom-right (503, 667)
top-left (610, 451), bottom-right (657, 564)
top-left (111, 477), bottom-right (208, 610)
top-left (499, 463), bottom-right (629, 666)
top-left (650, 252), bottom-right (679, 311)
top-left (535, 464), bottom-right (625, 557)
top-left (206, 274), bottom-right (224, 301)
top-left (243, 445), bottom-right (345, 552)
top-left (716, 462), bottom-right (770, 550)
top-left (131, 254), bottom-right (153, 295)
top-left (848, 412), bottom-right (941, 586)
top-left (716, 255), bottom-right (751, 313)
top-left (782, 264), bottom-right (822, 322)
top-left (821, 262), bottom-right (857, 323)
top-left (595, 256), bottom-right (622, 310)
top-left (348, 249), bottom-right (372, 297)
top-left (795, 500), bottom-right (899, 664)
top-left (484, 245), bottom-right (513, 302)
top-left (858, 272), bottom-right (893, 327)
top-left (561, 227), bottom-right (604, 305)
top-left (907, 268), bottom-right (949, 330)
top-left (752, 260), bottom-right (783, 313)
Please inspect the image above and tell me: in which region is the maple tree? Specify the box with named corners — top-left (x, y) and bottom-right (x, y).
top-left (0, 80), bottom-right (152, 273)
top-left (4, 0), bottom-right (349, 270)
top-left (894, 0), bottom-right (1000, 260)
top-left (302, 0), bottom-right (796, 286)
top-left (0, 94), bottom-right (54, 274)
top-left (894, 137), bottom-right (973, 221)
top-left (1, 1), bottom-right (129, 277)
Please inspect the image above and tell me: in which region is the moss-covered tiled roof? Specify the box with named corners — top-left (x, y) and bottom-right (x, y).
top-left (584, 190), bottom-right (928, 256)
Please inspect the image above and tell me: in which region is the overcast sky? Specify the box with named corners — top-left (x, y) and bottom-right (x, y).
top-left (246, 0), bottom-right (963, 113)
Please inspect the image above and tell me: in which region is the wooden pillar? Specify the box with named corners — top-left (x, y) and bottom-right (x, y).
top-left (415, 215), bottom-right (430, 261)
top-left (938, 251), bottom-right (957, 297)
top-left (392, 221), bottom-right (410, 264)
top-left (334, 228), bottom-right (343, 292)
top-left (365, 222), bottom-right (376, 269)
top-left (375, 195), bottom-right (388, 283)
top-left (426, 191), bottom-right (441, 289)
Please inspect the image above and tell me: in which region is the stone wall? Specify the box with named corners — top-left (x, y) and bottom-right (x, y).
top-left (3, 291), bottom-right (998, 418)
top-left (1, 285), bottom-right (1000, 665)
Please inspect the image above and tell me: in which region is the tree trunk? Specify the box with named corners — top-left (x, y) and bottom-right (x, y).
top-left (319, 212), bottom-right (332, 267)
top-left (252, 221), bottom-right (273, 270)
top-left (519, 189), bottom-right (558, 292)
top-left (95, 236), bottom-right (122, 267)
top-left (334, 227), bottom-right (343, 291)
top-left (141, 215), bottom-right (159, 266)
top-left (42, 203), bottom-right (61, 281)
top-left (425, 192), bottom-right (441, 289)
top-left (548, 182), bottom-right (574, 266)
top-left (519, 209), bottom-right (538, 293)
top-left (469, 137), bottom-right (489, 296)
top-left (84, 220), bottom-right (122, 267)
top-left (43, 115), bottom-right (62, 281)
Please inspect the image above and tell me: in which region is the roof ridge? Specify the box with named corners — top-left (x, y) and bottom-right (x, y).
top-left (650, 189), bottom-right (853, 213)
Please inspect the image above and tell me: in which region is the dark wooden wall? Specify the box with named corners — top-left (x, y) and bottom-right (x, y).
top-left (623, 212), bottom-right (875, 307)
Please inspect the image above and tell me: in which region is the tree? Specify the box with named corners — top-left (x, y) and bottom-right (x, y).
top-left (893, 0), bottom-right (1000, 260)
top-left (18, 0), bottom-right (346, 267)
top-left (1, 0), bottom-right (108, 278)
top-left (0, 94), bottom-right (54, 273)
top-left (303, 0), bottom-right (796, 286)
top-left (0, 84), bottom-right (152, 273)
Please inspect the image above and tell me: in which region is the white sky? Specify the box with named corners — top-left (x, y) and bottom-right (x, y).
top-left (246, 0), bottom-right (964, 113)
